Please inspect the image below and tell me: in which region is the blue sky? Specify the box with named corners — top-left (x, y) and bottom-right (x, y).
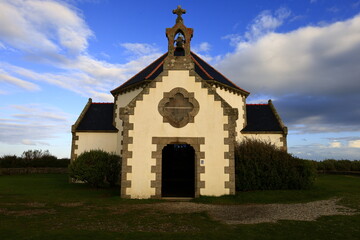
top-left (1, 0), bottom-right (360, 160)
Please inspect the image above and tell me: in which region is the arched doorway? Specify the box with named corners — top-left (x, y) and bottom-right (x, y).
top-left (162, 144), bottom-right (195, 197)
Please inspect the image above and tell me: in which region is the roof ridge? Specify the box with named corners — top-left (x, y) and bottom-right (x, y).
top-left (111, 51), bottom-right (250, 95)
top-left (145, 59), bottom-right (165, 79)
top-left (268, 100), bottom-right (288, 135)
top-left (92, 102), bottom-right (113, 104)
top-left (190, 52), bottom-right (249, 94)
top-left (111, 53), bottom-right (167, 94)
top-left (190, 55), bottom-right (213, 80)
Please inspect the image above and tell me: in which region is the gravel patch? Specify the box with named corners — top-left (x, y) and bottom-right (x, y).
top-left (2, 199), bottom-right (355, 224)
top-left (146, 198), bottom-right (357, 224)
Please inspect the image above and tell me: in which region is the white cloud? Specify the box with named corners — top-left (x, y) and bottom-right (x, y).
top-left (0, 69), bottom-right (40, 91)
top-left (222, 34), bottom-right (242, 47)
top-left (0, 0), bottom-right (92, 55)
top-left (10, 104), bottom-right (71, 121)
top-left (218, 13), bottom-right (360, 135)
top-left (88, 91), bottom-right (113, 102)
top-left (120, 43), bottom-right (160, 57)
top-left (193, 42), bottom-right (211, 53)
top-left (21, 139), bottom-right (37, 146)
top-left (329, 141), bottom-right (342, 148)
top-left (0, 1), bottom-right (163, 101)
top-left (0, 50), bottom-right (162, 101)
top-left (218, 14), bottom-right (360, 97)
top-left (244, 8), bottom-right (291, 41)
top-left (0, 42), bottom-right (6, 50)
top-left (290, 142), bottom-right (360, 160)
top-left (349, 140), bottom-right (360, 148)
top-left (0, 104), bottom-right (72, 145)
top-left (222, 8), bottom-right (291, 47)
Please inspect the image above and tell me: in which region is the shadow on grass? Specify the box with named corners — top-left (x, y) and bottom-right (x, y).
top-left (0, 174), bottom-right (359, 240)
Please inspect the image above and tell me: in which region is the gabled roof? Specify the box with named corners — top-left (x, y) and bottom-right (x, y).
top-left (75, 102), bottom-right (117, 132)
top-left (111, 53), bottom-right (167, 94)
top-left (111, 52), bottom-right (249, 96)
top-left (190, 53), bottom-right (247, 93)
top-left (242, 101), bottom-right (286, 133)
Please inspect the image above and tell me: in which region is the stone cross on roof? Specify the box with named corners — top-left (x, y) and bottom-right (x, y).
top-left (173, 5), bottom-right (186, 23)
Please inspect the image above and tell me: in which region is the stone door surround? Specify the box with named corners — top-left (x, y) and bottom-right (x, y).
top-left (151, 137), bottom-right (205, 198)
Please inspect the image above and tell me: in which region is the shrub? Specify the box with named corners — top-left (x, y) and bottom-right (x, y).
top-left (235, 139), bottom-right (316, 191)
top-left (68, 150), bottom-right (121, 187)
top-left (106, 153), bottom-right (121, 186)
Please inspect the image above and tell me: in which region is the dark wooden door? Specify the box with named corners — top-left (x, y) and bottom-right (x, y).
top-left (162, 144), bottom-right (195, 197)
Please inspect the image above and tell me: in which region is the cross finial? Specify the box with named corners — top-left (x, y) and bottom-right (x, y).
top-left (172, 5), bottom-right (186, 23)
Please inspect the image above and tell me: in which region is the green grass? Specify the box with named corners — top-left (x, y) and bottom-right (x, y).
top-left (194, 174), bottom-right (360, 207)
top-left (0, 174), bottom-right (359, 240)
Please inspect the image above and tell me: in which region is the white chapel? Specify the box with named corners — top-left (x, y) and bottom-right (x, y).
top-left (71, 6), bottom-right (288, 199)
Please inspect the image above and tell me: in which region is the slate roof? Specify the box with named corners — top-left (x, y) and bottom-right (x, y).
top-left (111, 52), bottom-right (249, 95)
top-left (76, 103), bottom-right (117, 131)
top-left (75, 102), bottom-right (286, 133)
top-left (242, 104), bottom-right (284, 132)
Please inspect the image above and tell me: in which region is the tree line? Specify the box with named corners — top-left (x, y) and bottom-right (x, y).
top-left (0, 150), bottom-right (70, 168)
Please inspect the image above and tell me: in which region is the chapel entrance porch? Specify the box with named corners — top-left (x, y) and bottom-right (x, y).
top-left (161, 144), bottom-right (195, 198)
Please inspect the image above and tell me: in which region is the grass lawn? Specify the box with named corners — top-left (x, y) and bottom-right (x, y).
top-left (0, 174), bottom-right (359, 240)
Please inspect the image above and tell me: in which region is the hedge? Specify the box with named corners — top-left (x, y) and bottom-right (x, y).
top-left (313, 159), bottom-right (360, 172)
top-left (0, 150), bottom-right (70, 168)
top-left (235, 139), bottom-right (316, 191)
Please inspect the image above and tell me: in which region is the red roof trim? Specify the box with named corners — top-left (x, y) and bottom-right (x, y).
top-left (145, 60), bottom-right (164, 80)
top-left (191, 52), bottom-right (250, 94)
top-left (190, 55), bottom-right (214, 80)
top-left (111, 53), bottom-right (167, 93)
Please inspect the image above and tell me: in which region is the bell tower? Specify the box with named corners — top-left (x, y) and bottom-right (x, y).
top-left (164, 5), bottom-right (194, 70)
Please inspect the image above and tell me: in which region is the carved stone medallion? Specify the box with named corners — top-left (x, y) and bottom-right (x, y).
top-left (158, 87), bottom-right (199, 128)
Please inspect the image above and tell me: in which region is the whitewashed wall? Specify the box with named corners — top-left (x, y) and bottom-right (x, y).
top-left (241, 133), bottom-right (285, 149)
top-left (124, 70), bottom-right (231, 198)
top-left (114, 88), bottom-right (142, 155)
top-left (74, 132), bottom-right (118, 156)
top-left (216, 88), bottom-right (247, 141)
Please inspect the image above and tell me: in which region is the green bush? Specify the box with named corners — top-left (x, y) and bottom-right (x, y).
top-left (68, 150), bottom-right (121, 187)
top-left (106, 153), bottom-right (122, 186)
top-left (235, 139), bottom-right (316, 191)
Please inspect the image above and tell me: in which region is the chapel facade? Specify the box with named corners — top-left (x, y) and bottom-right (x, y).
top-left (71, 6), bottom-right (288, 199)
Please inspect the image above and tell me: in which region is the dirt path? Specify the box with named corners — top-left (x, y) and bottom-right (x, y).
top-left (1, 198), bottom-right (357, 225)
top-left (140, 198), bottom-right (357, 224)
